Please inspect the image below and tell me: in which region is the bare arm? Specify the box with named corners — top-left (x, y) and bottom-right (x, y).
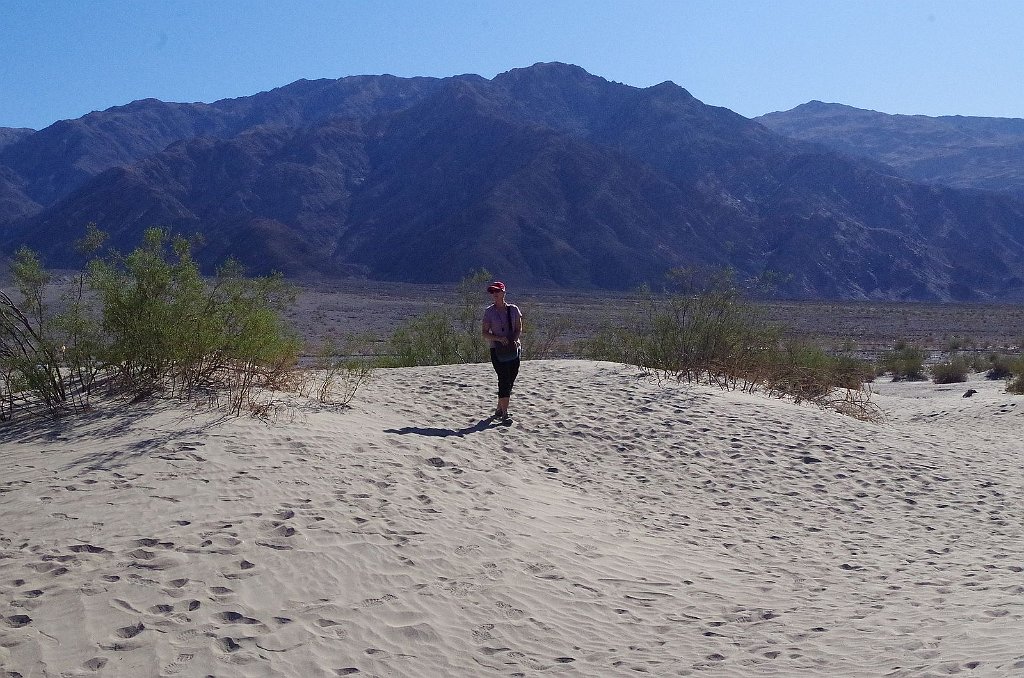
top-left (482, 318), bottom-right (505, 344)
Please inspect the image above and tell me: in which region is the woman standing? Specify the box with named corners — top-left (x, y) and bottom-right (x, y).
top-left (481, 281), bottom-right (523, 422)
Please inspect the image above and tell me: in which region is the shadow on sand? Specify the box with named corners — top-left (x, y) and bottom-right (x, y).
top-left (384, 417), bottom-right (504, 438)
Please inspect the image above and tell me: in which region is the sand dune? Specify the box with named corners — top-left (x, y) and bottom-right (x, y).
top-left (1, 360), bottom-right (1023, 677)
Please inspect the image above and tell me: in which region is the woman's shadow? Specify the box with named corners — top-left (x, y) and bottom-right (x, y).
top-left (384, 416), bottom-right (507, 437)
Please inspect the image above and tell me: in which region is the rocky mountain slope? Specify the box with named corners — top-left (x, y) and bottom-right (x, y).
top-left (3, 64), bottom-right (1024, 300)
top-left (758, 101), bottom-right (1024, 200)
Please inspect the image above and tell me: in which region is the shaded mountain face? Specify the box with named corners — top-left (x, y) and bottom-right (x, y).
top-left (4, 64), bottom-right (1024, 300)
top-left (757, 101), bottom-right (1024, 200)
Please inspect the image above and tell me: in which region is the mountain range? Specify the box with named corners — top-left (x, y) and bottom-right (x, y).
top-left (2, 62), bottom-right (1024, 300)
top-left (757, 102), bottom-right (1024, 200)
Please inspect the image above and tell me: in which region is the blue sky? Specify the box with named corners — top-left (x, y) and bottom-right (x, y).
top-left (3, 0), bottom-right (1022, 130)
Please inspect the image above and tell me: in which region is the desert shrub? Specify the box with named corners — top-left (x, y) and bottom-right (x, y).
top-left (1008, 374), bottom-right (1024, 394)
top-left (581, 268), bottom-right (879, 419)
top-left (754, 343), bottom-right (875, 402)
top-left (984, 354), bottom-right (1016, 380)
top-left (1, 226), bottom-right (303, 420)
top-left (930, 357), bottom-right (969, 384)
top-left (382, 270), bottom-right (492, 367)
top-left (299, 336), bottom-right (374, 407)
top-left (88, 230), bottom-right (300, 412)
top-left (0, 249), bottom-right (68, 416)
top-left (878, 342), bottom-right (927, 381)
top-left (521, 309), bottom-right (571, 359)
top-left (89, 230), bottom-right (218, 392)
top-left (960, 352), bottom-right (989, 372)
top-left (384, 310), bottom-right (481, 367)
top-left (0, 226), bottom-right (117, 418)
top-left (943, 335), bottom-right (974, 353)
top-left (583, 269), bottom-right (773, 384)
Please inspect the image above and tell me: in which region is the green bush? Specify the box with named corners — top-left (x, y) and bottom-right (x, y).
top-left (584, 269), bottom-right (773, 384)
top-left (581, 268), bottom-right (879, 419)
top-left (930, 357), bottom-right (969, 384)
top-left (384, 310), bottom-right (482, 367)
top-left (754, 343), bottom-right (875, 402)
top-left (985, 354), bottom-right (1016, 380)
top-left (0, 247), bottom-right (79, 417)
top-left (1, 226), bottom-right (306, 419)
top-left (943, 335), bottom-right (974, 353)
top-left (1008, 374), bottom-right (1024, 394)
top-left (88, 229), bottom-right (300, 411)
top-left (382, 270), bottom-right (492, 367)
top-left (878, 342), bottom-right (927, 381)
top-left (521, 309), bottom-right (570, 360)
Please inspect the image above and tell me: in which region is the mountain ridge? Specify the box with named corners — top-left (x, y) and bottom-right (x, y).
top-left (757, 101), bottom-right (1024, 199)
top-left (3, 63), bottom-right (1024, 300)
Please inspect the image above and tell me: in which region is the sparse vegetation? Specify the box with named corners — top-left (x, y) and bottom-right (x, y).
top-left (985, 354), bottom-right (1019, 380)
top-left (382, 270), bottom-right (492, 367)
top-left (930, 356), bottom-right (970, 384)
top-left (581, 268), bottom-right (881, 420)
top-left (1, 225), bottom-right (371, 422)
top-left (521, 309), bottom-right (572, 360)
top-left (878, 341), bottom-right (927, 381)
top-left (943, 335), bottom-right (975, 353)
top-left (298, 335), bottom-right (374, 408)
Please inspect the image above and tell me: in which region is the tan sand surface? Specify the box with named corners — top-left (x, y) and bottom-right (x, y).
top-left (2, 360), bottom-right (1023, 677)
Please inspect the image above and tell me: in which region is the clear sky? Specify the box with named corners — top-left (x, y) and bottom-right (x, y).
top-left (3, 0), bottom-right (1022, 130)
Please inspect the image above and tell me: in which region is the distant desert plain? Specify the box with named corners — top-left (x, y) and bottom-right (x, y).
top-left (285, 280), bottom-right (1024, 357)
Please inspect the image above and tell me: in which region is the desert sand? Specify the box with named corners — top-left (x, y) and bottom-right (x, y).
top-left (1, 359), bottom-right (1023, 677)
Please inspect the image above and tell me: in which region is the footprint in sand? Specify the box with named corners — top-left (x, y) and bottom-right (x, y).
top-left (2, 614), bottom-right (32, 628)
top-left (272, 524), bottom-right (297, 537)
top-left (255, 540), bottom-right (293, 551)
top-left (215, 637), bottom-right (243, 653)
top-left (213, 611), bottom-right (265, 629)
top-left (175, 629), bottom-right (200, 642)
top-left (98, 622), bottom-right (146, 651)
top-left (162, 651), bottom-right (196, 675)
top-left (68, 544), bottom-right (107, 554)
top-left (471, 624), bottom-right (495, 641)
top-left (496, 601), bottom-right (525, 620)
top-left (315, 618), bottom-right (349, 639)
top-left (359, 594), bottom-right (398, 608)
top-left (223, 560), bottom-right (257, 580)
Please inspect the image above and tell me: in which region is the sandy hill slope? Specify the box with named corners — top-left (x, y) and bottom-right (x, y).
top-left (1, 360), bottom-right (1022, 676)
